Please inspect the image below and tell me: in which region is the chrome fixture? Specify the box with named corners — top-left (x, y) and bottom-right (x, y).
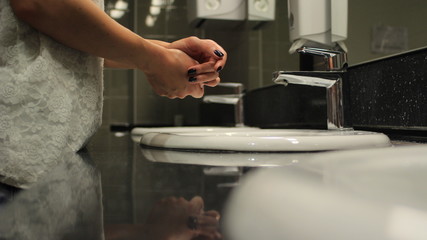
top-left (203, 82), bottom-right (245, 127)
top-left (273, 47), bottom-right (349, 130)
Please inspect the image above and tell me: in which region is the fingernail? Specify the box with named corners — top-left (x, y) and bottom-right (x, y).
top-left (214, 50), bottom-right (224, 57)
top-left (189, 76), bottom-right (197, 82)
top-left (217, 66), bottom-right (223, 72)
top-left (187, 68), bottom-right (196, 75)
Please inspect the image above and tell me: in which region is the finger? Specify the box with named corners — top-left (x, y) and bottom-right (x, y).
top-left (199, 230), bottom-right (223, 240)
top-left (194, 39), bottom-right (227, 72)
top-left (198, 214), bottom-right (220, 228)
top-left (208, 48), bottom-right (227, 73)
top-left (184, 83), bottom-right (203, 99)
top-left (206, 40), bottom-right (227, 71)
top-left (188, 72), bottom-right (219, 84)
top-left (153, 88), bottom-right (168, 98)
top-left (189, 196), bottom-right (204, 214)
top-left (187, 61), bottom-right (216, 76)
top-left (213, 58), bottom-right (226, 73)
top-left (204, 39), bottom-right (226, 60)
top-left (197, 231), bottom-right (223, 240)
top-left (201, 77), bottom-right (220, 88)
top-left (203, 210), bottom-right (221, 221)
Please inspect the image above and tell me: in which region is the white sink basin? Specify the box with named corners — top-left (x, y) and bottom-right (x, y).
top-left (131, 126), bottom-right (259, 142)
top-left (131, 126), bottom-right (259, 135)
top-left (141, 148), bottom-right (313, 167)
top-left (224, 145), bottom-right (427, 240)
top-left (140, 129), bottom-right (391, 152)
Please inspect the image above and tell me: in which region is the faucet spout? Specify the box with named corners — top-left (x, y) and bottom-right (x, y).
top-left (273, 71), bottom-right (341, 88)
top-left (273, 47), bottom-right (349, 130)
top-left (273, 70), bottom-right (348, 130)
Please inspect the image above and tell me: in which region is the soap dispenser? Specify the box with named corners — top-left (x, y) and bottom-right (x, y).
top-left (187, 0), bottom-right (246, 28)
top-left (287, 0), bottom-right (348, 54)
top-left (248, 0), bottom-right (275, 21)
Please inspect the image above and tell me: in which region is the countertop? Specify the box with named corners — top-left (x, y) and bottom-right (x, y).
top-left (0, 128), bottom-right (241, 240)
top-left (0, 127), bottom-right (424, 240)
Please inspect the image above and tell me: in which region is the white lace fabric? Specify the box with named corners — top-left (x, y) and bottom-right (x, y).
top-left (0, 151), bottom-right (105, 240)
top-left (0, 0), bottom-right (104, 188)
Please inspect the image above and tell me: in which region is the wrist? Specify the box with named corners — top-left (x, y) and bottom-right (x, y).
top-left (136, 38), bottom-right (169, 74)
top-left (148, 39), bottom-right (171, 48)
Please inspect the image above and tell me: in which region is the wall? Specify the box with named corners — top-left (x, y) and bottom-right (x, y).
top-left (347, 0), bottom-right (427, 64)
top-left (102, 0), bottom-right (135, 129)
top-left (101, 0), bottom-right (427, 129)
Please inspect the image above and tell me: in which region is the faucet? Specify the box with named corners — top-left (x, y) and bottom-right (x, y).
top-left (272, 47), bottom-right (350, 130)
top-left (202, 82), bottom-right (245, 127)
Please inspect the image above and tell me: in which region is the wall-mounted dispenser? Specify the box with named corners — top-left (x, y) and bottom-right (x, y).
top-left (248, 0), bottom-right (275, 21)
top-left (287, 0), bottom-right (348, 53)
top-left (187, 0), bottom-right (246, 28)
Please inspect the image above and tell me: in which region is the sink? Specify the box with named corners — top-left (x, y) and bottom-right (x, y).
top-left (224, 145), bottom-right (427, 240)
top-left (131, 126), bottom-right (259, 135)
top-left (131, 126), bottom-right (259, 142)
top-left (140, 129), bottom-right (391, 152)
top-left (141, 148), bottom-right (313, 167)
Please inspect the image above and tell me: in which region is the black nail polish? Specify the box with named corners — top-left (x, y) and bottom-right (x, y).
top-left (187, 68), bottom-right (196, 75)
top-left (217, 66), bottom-right (223, 72)
top-left (189, 76), bottom-right (197, 82)
top-left (214, 50), bottom-right (224, 57)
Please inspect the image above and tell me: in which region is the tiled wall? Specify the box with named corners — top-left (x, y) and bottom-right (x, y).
top-left (102, 0), bottom-right (298, 128)
top-left (101, 0), bottom-right (427, 129)
top-left (102, 0), bottom-right (135, 129)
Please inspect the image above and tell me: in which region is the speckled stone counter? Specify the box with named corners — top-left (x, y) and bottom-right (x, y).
top-left (0, 128), bottom-right (237, 240)
top-left (0, 127), bottom-right (424, 240)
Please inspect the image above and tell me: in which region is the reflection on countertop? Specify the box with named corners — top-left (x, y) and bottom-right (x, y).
top-left (0, 128), bottom-right (226, 240)
top-left (0, 127), bottom-right (425, 240)
top-left (0, 150), bottom-right (104, 240)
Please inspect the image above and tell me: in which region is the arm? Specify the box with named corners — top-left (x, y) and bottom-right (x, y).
top-left (9, 0), bottom-right (209, 98)
top-left (11, 0), bottom-right (145, 69)
top-left (103, 40), bottom-right (170, 69)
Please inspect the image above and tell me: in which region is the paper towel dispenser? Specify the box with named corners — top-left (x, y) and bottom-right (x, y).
top-left (187, 0), bottom-right (246, 28)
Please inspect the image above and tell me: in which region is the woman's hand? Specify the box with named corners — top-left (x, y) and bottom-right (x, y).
top-left (167, 37), bottom-right (227, 87)
top-left (141, 42), bottom-right (217, 99)
top-left (142, 196), bottom-right (222, 240)
top-left (105, 196), bottom-right (222, 240)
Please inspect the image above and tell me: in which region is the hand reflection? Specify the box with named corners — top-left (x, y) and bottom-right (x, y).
top-left (105, 196), bottom-right (222, 240)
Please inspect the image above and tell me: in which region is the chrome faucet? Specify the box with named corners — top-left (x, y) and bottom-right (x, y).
top-left (202, 82), bottom-right (245, 127)
top-left (272, 47), bottom-right (349, 130)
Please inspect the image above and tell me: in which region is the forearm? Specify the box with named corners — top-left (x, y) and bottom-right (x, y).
top-left (148, 39), bottom-right (171, 48)
top-left (104, 58), bottom-right (133, 69)
top-left (10, 0), bottom-right (153, 70)
top-left (104, 40), bottom-right (171, 69)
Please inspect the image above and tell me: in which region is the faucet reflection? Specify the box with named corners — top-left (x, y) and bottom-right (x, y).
top-left (273, 47), bottom-right (349, 130)
top-left (203, 82), bottom-right (245, 127)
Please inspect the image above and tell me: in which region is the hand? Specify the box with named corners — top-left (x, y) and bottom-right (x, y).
top-left (144, 196), bottom-right (222, 240)
top-left (168, 36), bottom-right (227, 87)
top-left (142, 43), bottom-right (210, 99)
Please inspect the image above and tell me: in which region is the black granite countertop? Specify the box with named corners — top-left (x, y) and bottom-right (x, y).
top-left (0, 127), bottom-right (424, 240)
top-left (0, 128), bottom-right (240, 240)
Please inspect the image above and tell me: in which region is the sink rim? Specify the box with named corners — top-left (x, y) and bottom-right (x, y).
top-left (140, 129), bottom-right (392, 152)
top-left (141, 148), bottom-right (313, 166)
top-left (131, 126), bottom-right (259, 135)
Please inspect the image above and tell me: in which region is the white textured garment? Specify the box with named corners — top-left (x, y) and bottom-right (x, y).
top-left (0, 0), bottom-right (104, 188)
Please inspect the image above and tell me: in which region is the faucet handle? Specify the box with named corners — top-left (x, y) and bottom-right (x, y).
top-left (297, 47), bottom-right (348, 71)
